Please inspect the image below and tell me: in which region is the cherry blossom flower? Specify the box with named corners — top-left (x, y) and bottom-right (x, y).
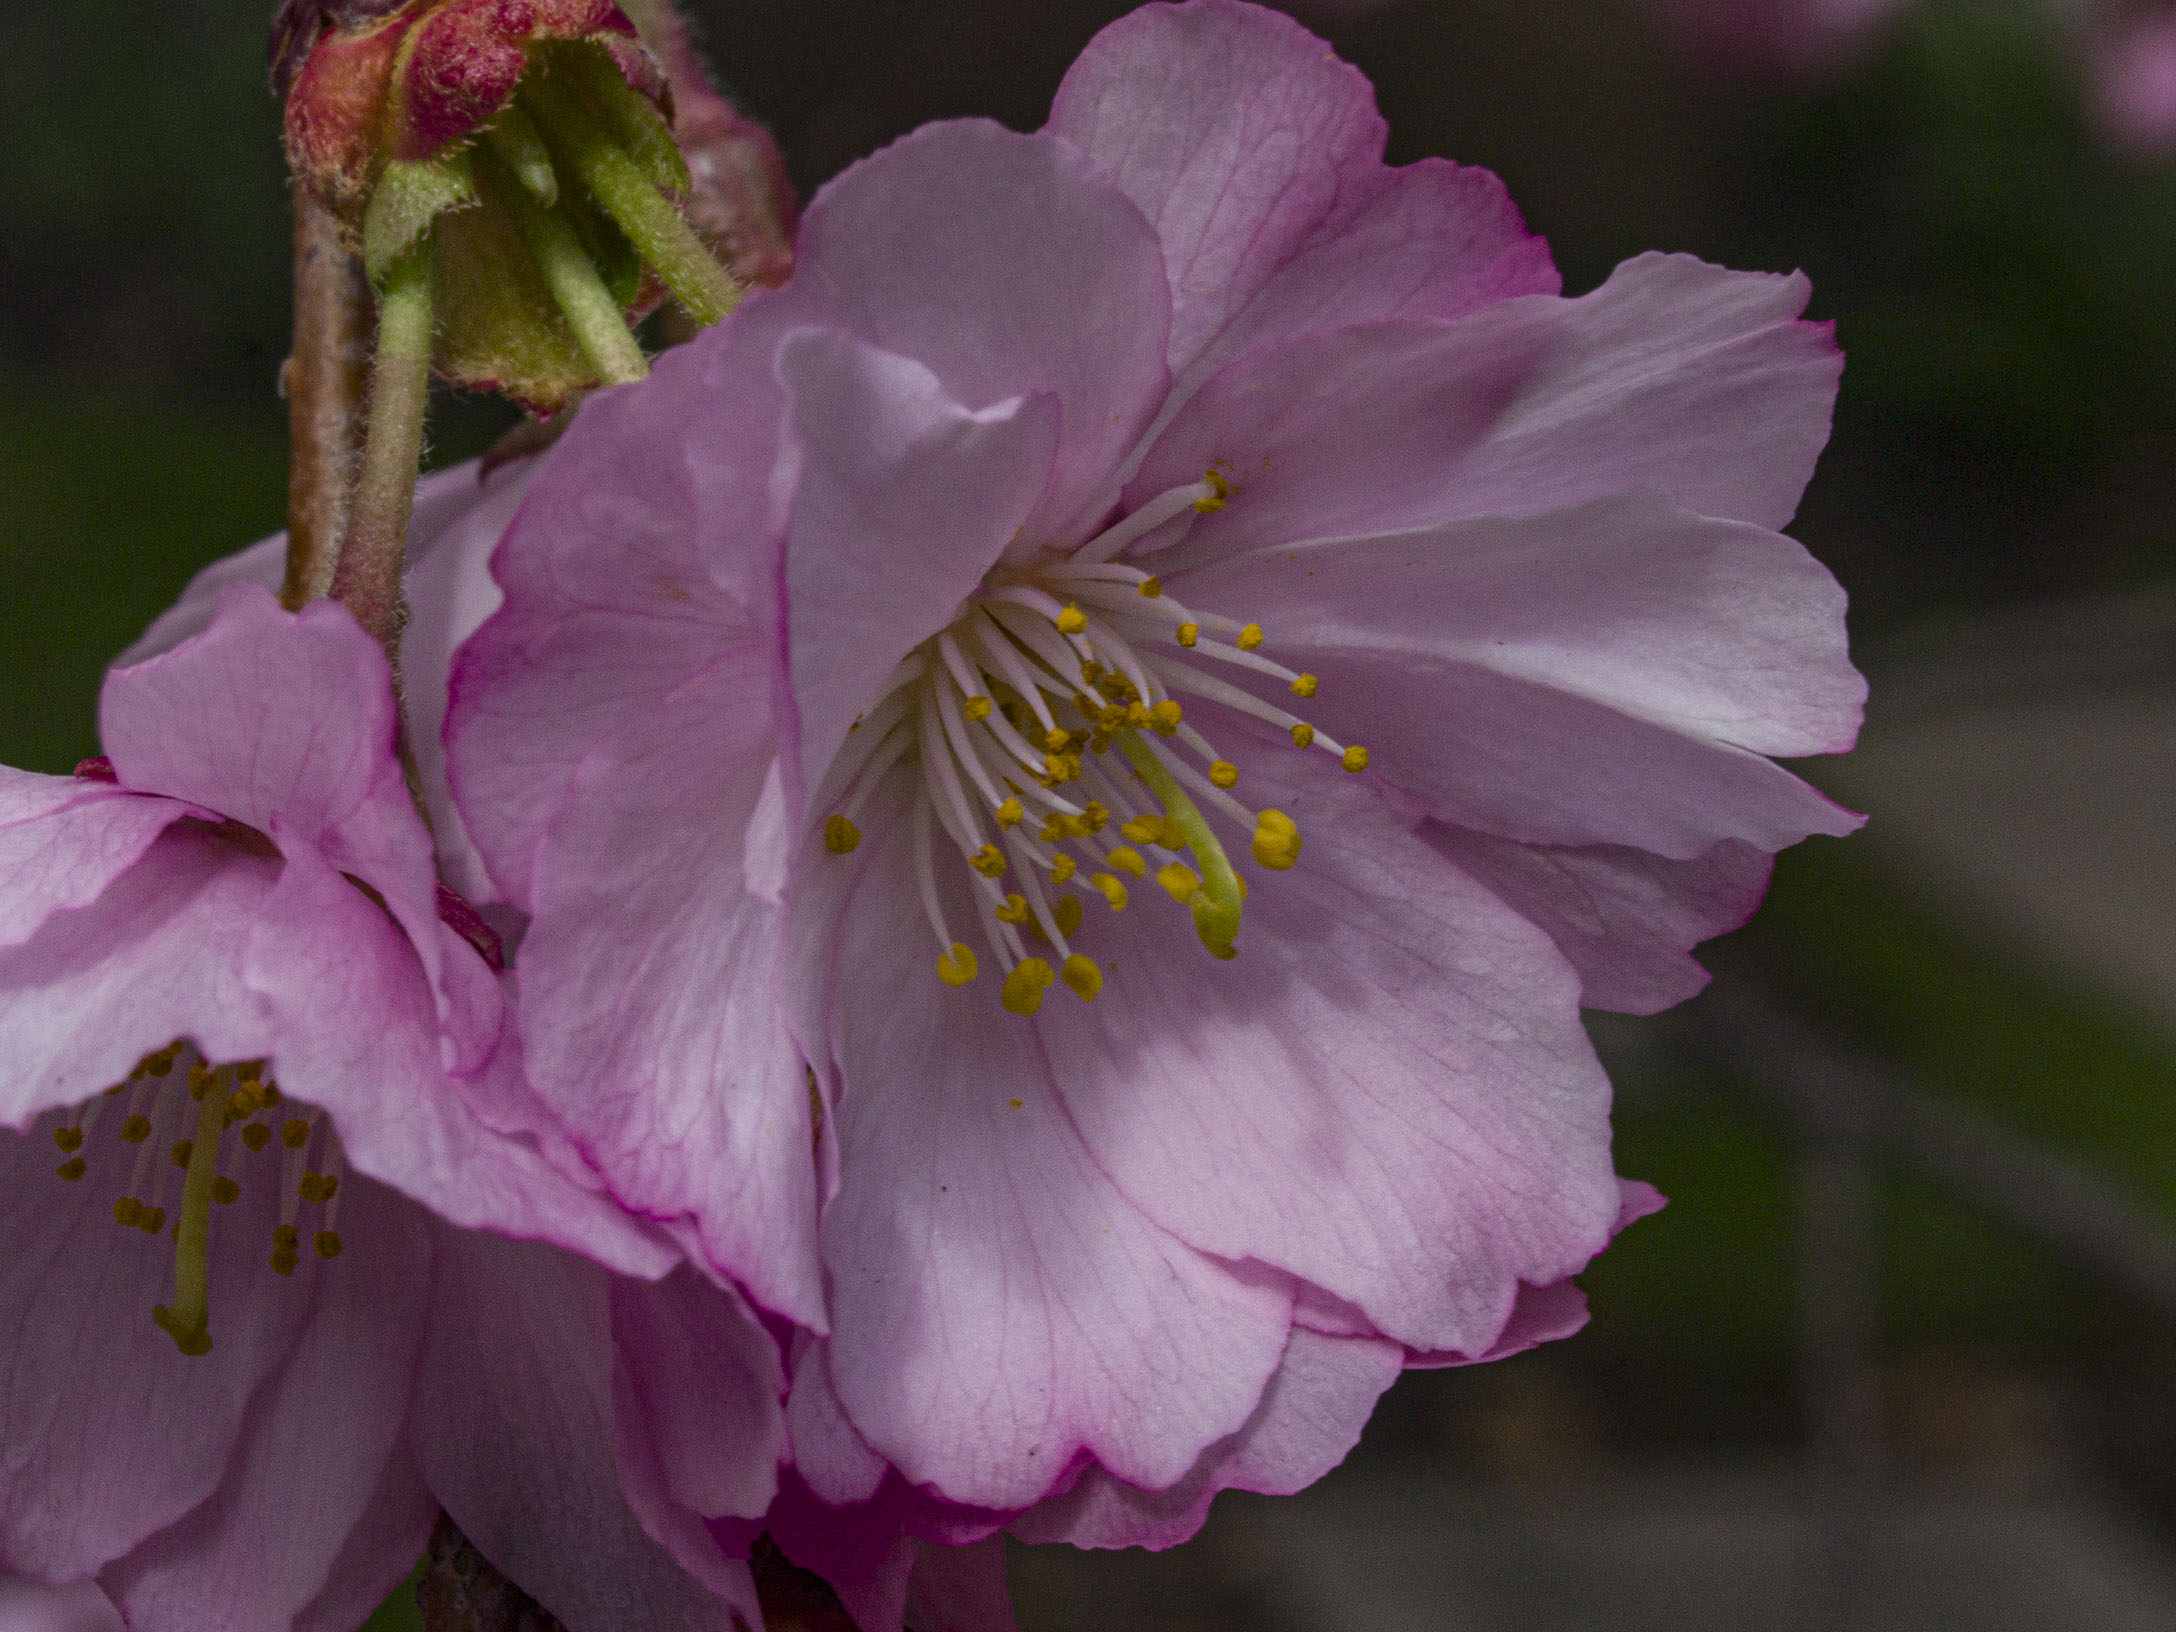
top-left (447, 0), bottom-right (1864, 1544)
top-left (0, 579), bottom-right (785, 1630)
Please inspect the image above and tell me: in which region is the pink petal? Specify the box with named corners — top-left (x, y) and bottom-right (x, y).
top-left (903, 1536), bottom-right (1018, 1632)
top-left (1172, 494), bottom-right (1865, 856)
top-left (1012, 1328), bottom-right (1402, 1551)
top-left (290, 1444), bottom-right (437, 1632)
top-left (414, 1229), bottom-right (747, 1632)
top-left (515, 645), bottom-right (821, 1322)
top-left (99, 1179), bottom-right (433, 1632)
top-left (790, 780), bottom-right (1292, 1509)
top-left (0, 1117), bottom-right (311, 1579)
top-left (0, 827), bottom-right (279, 1126)
top-left (1415, 253), bottom-right (1839, 533)
top-left (789, 120), bottom-right (1172, 542)
top-left (610, 1268), bottom-right (787, 1523)
top-left (1049, 0), bottom-right (1555, 393)
top-left (1420, 829), bottom-right (1774, 1014)
top-left (0, 772), bottom-right (193, 954)
top-left (785, 1343), bottom-right (888, 1508)
top-left (0, 1579), bottom-right (123, 1632)
top-left (446, 350), bottom-right (770, 910)
top-left (241, 842), bottom-right (675, 1278)
top-left (1036, 740), bottom-right (1622, 1355)
top-left (777, 327), bottom-right (1062, 803)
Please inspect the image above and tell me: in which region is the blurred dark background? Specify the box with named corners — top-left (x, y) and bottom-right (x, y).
top-left (10, 1), bottom-right (2176, 1626)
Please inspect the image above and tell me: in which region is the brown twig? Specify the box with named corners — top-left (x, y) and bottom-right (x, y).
top-left (282, 184), bottom-right (372, 609)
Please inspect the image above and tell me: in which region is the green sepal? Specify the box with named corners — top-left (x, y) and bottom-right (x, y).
top-left (431, 181), bottom-right (604, 413)
top-left (362, 151), bottom-right (478, 286)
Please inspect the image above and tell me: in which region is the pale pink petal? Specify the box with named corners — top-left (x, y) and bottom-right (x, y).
top-left (1049, 0), bottom-right (1555, 395)
top-left (1012, 1328), bottom-right (1402, 1551)
top-left (790, 779), bottom-right (1292, 1509)
top-left (789, 120), bottom-right (1172, 541)
top-left (1124, 318), bottom-right (1542, 559)
top-left (414, 1230), bottom-right (745, 1632)
top-left (446, 355), bottom-right (770, 909)
top-left (903, 1536), bottom-right (1018, 1632)
top-left (1420, 830), bottom-right (1774, 1014)
top-left (399, 460), bottom-right (535, 904)
top-left (1413, 254), bottom-right (1839, 533)
top-left (99, 1179), bottom-right (433, 1632)
top-left (0, 772), bottom-right (192, 953)
top-left (777, 327), bottom-right (1061, 801)
top-left (290, 1445), bottom-right (437, 1632)
top-left (515, 645), bottom-right (821, 1322)
top-left (0, 827), bottom-right (279, 1126)
top-left (0, 1579), bottom-right (123, 1632)
top-left (785, 1343), bottom-right (888, 1508)
top-left (1036, 739), bottom-right (1621, 1356)
top-left (610, 1269), bottom-right (787, 1523)
top-left (1172, 494), bottom-right (1864, 856)
top-left (0, 1120), bottom-right (309, 1579)
top-left (245, 841), bottom-right (676, 1279)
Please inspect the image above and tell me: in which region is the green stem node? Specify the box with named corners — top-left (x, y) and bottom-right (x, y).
top-left (520, 74), bottom-right (742, 326)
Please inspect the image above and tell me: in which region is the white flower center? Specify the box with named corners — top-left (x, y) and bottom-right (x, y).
top-left (813, 472), bottom-right (1368, 1017)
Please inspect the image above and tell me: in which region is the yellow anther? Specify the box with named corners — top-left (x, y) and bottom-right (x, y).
top-left (970, 844), bottom-right (1008, 879)
top-left (170, 1140), bottom-right (193, 1169)
top-left (1290, 673), bottom-right (1319, 699)
top-left (1082, 802), bottom-right (1110, 832)
top-left (995, 797), bottom-right (1025, 828)
top-left (211, 1177), bottom-right (240, 1206)
top-left (1053, 896), bottom-right (1084, 938)
top-left (136, 1207), bottom-right (165, 1235)
top-left (1054, 603), bottom-right (1088, 636)
top-left (824, 814), bottom-right (862, 855)
top-left (1342, 745), bottom-right (1371, 773)
top-left (314, 1231), bottom-right (344, 1260)
top-left (52, 1125), bottom-right (82, 1153)
top-left (299, 1172), bottom-right (339, 1204)
top-left (1253, 809), bottom-right (1303, 871)
top-left (1107, 846), bottom-right (1148, 877)
top-left (241, 1123), bottom-right (271, 1151)
top-left (281, 1118), bottom-right (311, 1150)
top-left (120, 1115), bottom-right (152, 1144)
top-left (1137, 575), bottom-right (1163, 598)
top-left (1125, 701), bottom-right (1154, 729)
top-left (55, 1158), bottom-right (86, 1182)
top-left (1291, 723), bottom-right (1316, 749)
top-left (270, 1224), bottom-right (299, 1277)
top-left (995, 894), bottom-right (1031, 925)
top-left (937, 942), bottom-right (980, 987)
top-left (1175, 623), bottom-right (1199, 648)
top-left (1209, 761), bottom-right (1239, 790)
top-left (115, 1197), bottom-right (143, 1228)
top-left (963, 695), bottom-right (993, 721)
top-left (1148, 700), bottom-right (1183, 735)
top-left (188, 1065), bottom-right (215, 1101)
top-left (1061, 954), bottom-right (1103, 1002)
top-left (1088, 873), bottom-right (1129, 910)
top-left (1157, 862), bottom-right (1203, 903)
top-left (1049, 854), bottom-right (1078, 884)
top-left (1001, 958), bottom-right (1056, 1017)
top-left (1237, 623), bottom-right (1265, 652)
top-left (1080, 659), bottom-right (1105, 685)
top-left (1195, 469), bottom-right (1231, 512)
top-left (1042, 727), bottom-right (1071, 752)
top-left (1120, 814), bottom-right (1165, 845)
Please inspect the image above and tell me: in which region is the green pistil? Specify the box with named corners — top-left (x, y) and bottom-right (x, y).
top-left (1114, 731), bottom-right (1244, 960)
top-left (481, 104), bottom-right (559, 206)
top-left (474, 147), bottom-right (649, 386)
top-left (519, 74), bottom-right (741, 327)
top-left (153, 1071), bottom-right (229, 1356)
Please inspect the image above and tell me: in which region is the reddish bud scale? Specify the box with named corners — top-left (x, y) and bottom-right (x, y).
top-left (282, 0), bottom-right (666, 225)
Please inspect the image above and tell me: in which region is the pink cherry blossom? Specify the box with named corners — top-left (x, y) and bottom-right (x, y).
top-left (447, 0), bottom-right (1863, 1546)
top-left (0, 580), bottom-right (785, 1629)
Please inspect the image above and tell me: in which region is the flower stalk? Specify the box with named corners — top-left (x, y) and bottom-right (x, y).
top-left (282, 185), bottom-right (372, 608)
top-left (330, 237), bottom-right (436, 648)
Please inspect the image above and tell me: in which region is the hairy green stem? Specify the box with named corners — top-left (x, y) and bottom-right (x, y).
top-left (331, 239), bottom-right (434, 650)
top-left (521, 74), bottom-right (741, 326)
